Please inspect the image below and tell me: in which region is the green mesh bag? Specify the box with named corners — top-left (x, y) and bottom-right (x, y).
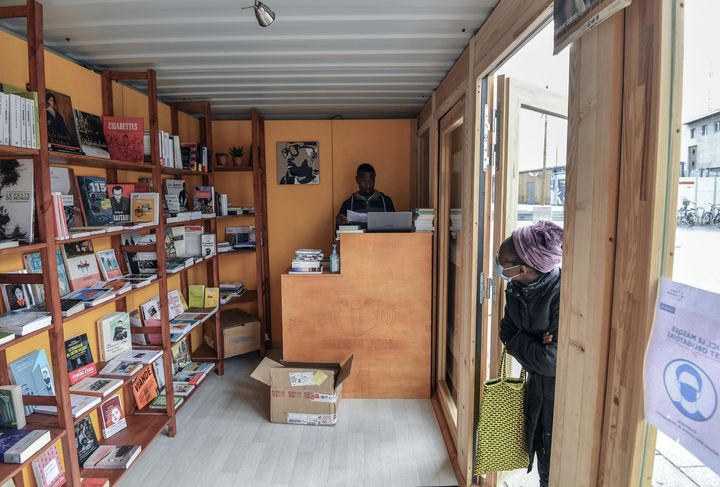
top-left (474, 347), bottom-right (529, 475)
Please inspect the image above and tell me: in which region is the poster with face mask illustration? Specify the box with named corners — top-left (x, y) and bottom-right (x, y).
top-left (645, 279), bottom-right (720, 475)
top-left (277, 142), bottom-right (319, 185)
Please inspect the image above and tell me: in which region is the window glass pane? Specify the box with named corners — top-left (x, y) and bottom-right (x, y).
top-left (651, 0), bottom-right (720, 484)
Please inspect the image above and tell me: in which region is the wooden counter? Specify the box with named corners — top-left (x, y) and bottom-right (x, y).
top-left (281, 232), bottom-right (432, 398)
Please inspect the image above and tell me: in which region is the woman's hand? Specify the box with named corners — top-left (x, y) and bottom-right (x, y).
top-left (543, 332), bottom-right (554, 345)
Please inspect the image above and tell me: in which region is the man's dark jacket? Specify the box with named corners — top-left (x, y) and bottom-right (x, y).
top-left (498, 268), bottom-right (560, 470)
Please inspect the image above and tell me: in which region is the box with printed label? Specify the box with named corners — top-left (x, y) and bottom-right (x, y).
top-left (250, 355), bottom-right (353, 426)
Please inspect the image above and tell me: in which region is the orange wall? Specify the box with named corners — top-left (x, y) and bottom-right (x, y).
top-left (265, 119), bottom-right (413, 343)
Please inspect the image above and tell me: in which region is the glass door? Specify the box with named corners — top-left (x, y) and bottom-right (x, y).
top-left (436, 98), bottom-right (465, 439)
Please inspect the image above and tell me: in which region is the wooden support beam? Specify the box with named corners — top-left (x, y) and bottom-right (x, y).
top-left (109, 71), bottom-right (149, 81)
top-left (0, 273), bottom-right (44, 285)
top-left (0, 5), bottom-right (27, 19)
top-left (22, 395), bottom-right (57, 407)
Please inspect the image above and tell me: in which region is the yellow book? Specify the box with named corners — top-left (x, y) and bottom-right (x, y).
top-left (188, 285), bottom-right (205, 308)
top-left (130, 192), bottom-right (159, 224)
top-left (204, 287), bottom-right (219, 308)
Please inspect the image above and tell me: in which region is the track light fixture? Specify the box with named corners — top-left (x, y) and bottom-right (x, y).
top-left (243, 0), bottom-right (275, 27)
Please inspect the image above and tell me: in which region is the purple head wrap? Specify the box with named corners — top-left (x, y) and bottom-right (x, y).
top-left (511, 220), bottom-right (563, 273)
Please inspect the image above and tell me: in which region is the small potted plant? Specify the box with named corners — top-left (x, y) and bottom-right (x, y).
top-left (215, 152), bottom-right (229, 167)
top-left (228, 145), bottom-right (245, 166)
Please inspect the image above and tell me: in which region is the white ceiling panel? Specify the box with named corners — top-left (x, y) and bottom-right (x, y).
top-left (0, 0), bottom-right (499, 119)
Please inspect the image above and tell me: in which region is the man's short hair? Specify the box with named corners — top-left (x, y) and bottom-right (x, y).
top-left (357, 163), bottom-right (375, 176)
top-left (112, 186), bottom-right (123, 193)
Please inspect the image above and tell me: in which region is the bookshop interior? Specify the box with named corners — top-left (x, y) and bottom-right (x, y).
top-left (0, 1), bottom-right (714, 487)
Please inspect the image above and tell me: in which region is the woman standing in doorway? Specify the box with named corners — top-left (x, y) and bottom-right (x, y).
top-left (496, 220), bottom-right (563, 487)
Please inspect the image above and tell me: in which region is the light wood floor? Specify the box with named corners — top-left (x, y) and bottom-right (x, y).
top-left (118, 353), bottom-right (458, 487)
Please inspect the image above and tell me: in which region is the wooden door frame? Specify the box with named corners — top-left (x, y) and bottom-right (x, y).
top-left (436, 97), bottom-right (466, 445)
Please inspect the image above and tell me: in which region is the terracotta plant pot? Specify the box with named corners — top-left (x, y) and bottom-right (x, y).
top-left (216, 154), bottom-right (229, 167)
top-left (232, 156), bottom-right (244, 167)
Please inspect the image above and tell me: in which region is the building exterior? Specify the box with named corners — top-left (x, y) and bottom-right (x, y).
top-left (683, 109), bottom-right (720, 175)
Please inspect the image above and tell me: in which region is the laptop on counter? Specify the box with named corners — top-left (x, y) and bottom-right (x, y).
top-left (367, 211), bottom-right (413, 232)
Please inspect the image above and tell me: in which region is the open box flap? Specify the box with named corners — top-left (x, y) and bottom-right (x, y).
top-left (334, 354), bottom-right (354, 388)
top-left (250, 357), bottom-right (283, 386)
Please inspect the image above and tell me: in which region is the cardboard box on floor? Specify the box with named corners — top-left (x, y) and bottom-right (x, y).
top-left (251, 355), bottom-right (354, 426)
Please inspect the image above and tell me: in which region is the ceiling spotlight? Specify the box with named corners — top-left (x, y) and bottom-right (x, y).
top-left (243, 0), bottom-right (275, 27)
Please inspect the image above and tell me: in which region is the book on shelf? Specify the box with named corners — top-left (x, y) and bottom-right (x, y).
top-left (121, 231), bottom-right (155, 246)
top-left (201, 233), bottom-right (216, 257)
top-left (63, 287), bottom-right (115, 308)
top-left (84, 445), bottom-right (141, 470)
top-left (217, 193), bottom-right (228, 216)
top-left (106, 183), bottom-right (134, 223)
top-left (31, 442), bottom-right (65, 487)
top-left (114, 349), bottom-right (163, 364)
top-left (51, 192), bottom-right (69, 240)
top-left (24, 250), bottom-right (70, 301)
top-left (152, 357), bottom-right (165, 393)
top-left (164, 179), bottom-right (189, 213)
top-left (68, 394), bottom-right (100, 419)
top-left (70, 377), bottom-right (123, 398)
top-left (124, 251), bottom-right (158, 275)
top-left (173, 370), bottom-right (206, 386)
top-left (0, 85), bottom-right (40, 149)
top-left (204, 287), bottom-right (219, 308)
top-left (59, 298), bottom-right (84, 318)
top-left (46, 89), bottom-right (82, 153)
top-left (171, 339), bottom-right (191, 375)
top-left (61, 239), bottom-right (102, 291)
top-left (0, 385), bottom-right (26, 429)
top-left (95, 249), bottom-right (123, 281)
top-left (150, 394), bottom-right (183, 410)
top-left (0, 429), bottom-right (51, 463)
top-left (131, 365), bottom-right (158, 409)
top-left (182, 361), bottom-right (215, 374)
top-left (133, 299), bottom-right (161, 346)
top-left (103, 116), bottom-right (144, 162)
top-left (97, 311), bottom-right (131, 361)
top-left (49, 167), bottom-right (85, 230)
top-left (0, 240), bottom-right (19, 249)
top-left (97, 359), bottom-right (142, 378)
top-left (166, 226), bottom-right (184, 257)
top-left (188, 284), bottom-right (205, 309)
top-left (65, 333), bottom-right (97, 385)
top-left (183, 225), bottom-right (203, 256)
top-left (73, 109), bottom-right (110, 159)
top-left (173, 383), bottom-right (195, 397)
top-left (74, 416), bottom-right (100, 466)
top-left (1, 271), bottom-right (36, 312)
top-left (119, 273), bottom-right (156, 288)
top-left (0, 332), bottom-right (15, 347)
top-left (166, 259), bottom-right (186, 274)
top-left (130, 192), bottom-right (159, 225)
top-left (0, 158), bottom-right (35, 243)
top-left (167, 289), bottom-right (185, 320)
top-left (194, 185), bottom-right (215, 217)
top-left (99, 394), bottom-right (127, 439)
top-left (0, 311), bottom-right (50, 336)
top-left (90, 279), bottom-right (131, 296)
top-left (76, 176), bottom-right (114, 227)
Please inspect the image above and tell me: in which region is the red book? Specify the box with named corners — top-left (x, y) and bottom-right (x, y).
top-left (131, 364), bottom-right (159, 409)
top-left (103, 116), bottom-right (144, 162)
top-left (81, 478), bottom-right (110, 487)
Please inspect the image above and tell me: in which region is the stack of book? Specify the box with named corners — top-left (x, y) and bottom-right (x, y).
top-left (219, 282), bottom-right (245, 304)
top-left (414, 208), bottom-right (435, 232)
top-left (336, 224), bottom-right (364, 239)
top-left (225, 226), bottom-right (255, 250)
top-left (0, 86), bottom-right (40, 150)
top-left (290, 249), bottom-right (324, 274)
top-left (179, 143), bottom-right (210, 172)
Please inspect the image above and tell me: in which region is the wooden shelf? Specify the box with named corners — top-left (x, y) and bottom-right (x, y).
top-left (48, 151), bottom-right (155, 172)
top-left (174, 367), bottom-right (215, 413)
top-left (56, 225), bottom-right (158, 245)
top-left (218, 248), bottom-right (256, 256)
top-left (79, 414), bottom-right (169, 486)
top-left (212, 166), bottom-right (253, 172)
top-left (0, 428), bottom-right (66, 486)
top-left (170, 308), bottom-right (217, 344)
top-left (191, 343), bottom-right (219, 363)
top-left (161, 167), bottom-right (209, 177)
top-left (0, 241), bottom-right (47, 257)
top-left (0, 324), bottom-right (54, 354)
top-left (165, 217), bottom-right (215, 228)
top-left (221, 289), bottom-right (257, 307)
top-left (0, 145), bottom-right (39, 158)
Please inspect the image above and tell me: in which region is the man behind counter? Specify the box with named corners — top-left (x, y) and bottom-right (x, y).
top-left (336, 163), bottom-right (395, 225)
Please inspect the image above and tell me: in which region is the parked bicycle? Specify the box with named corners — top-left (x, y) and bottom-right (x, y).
top-left (703, 203), bottom-right (720, 226)
top-left (677, 198), bottom-right (698, 228)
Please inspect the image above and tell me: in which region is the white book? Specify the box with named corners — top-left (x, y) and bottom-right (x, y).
top-left (111, 349), bottom-right (163, 365)
top-left (172, 135), bottom-right (182, 169)
top-left (69, 377), bottom-right (123, 397)
top-left (1, 429), bottom-right (51, 463)
top-left (8, 94), bottom-right (21, 147)
top-left (0, 93), bottom-right (8, 146)
top-left (25, 98), bottom-right (33, 149)
top-left (97, 312), bottom-right (132, 361)
top-left (0, 312), bottom-right (51, 335)
top-left (69, 394), bottom-right (101, 419)
top-left (19, 97), bottom-right (26, 148)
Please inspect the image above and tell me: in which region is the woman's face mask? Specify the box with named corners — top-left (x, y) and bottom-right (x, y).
top-left (495, 256), bottom-right (522, 282)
